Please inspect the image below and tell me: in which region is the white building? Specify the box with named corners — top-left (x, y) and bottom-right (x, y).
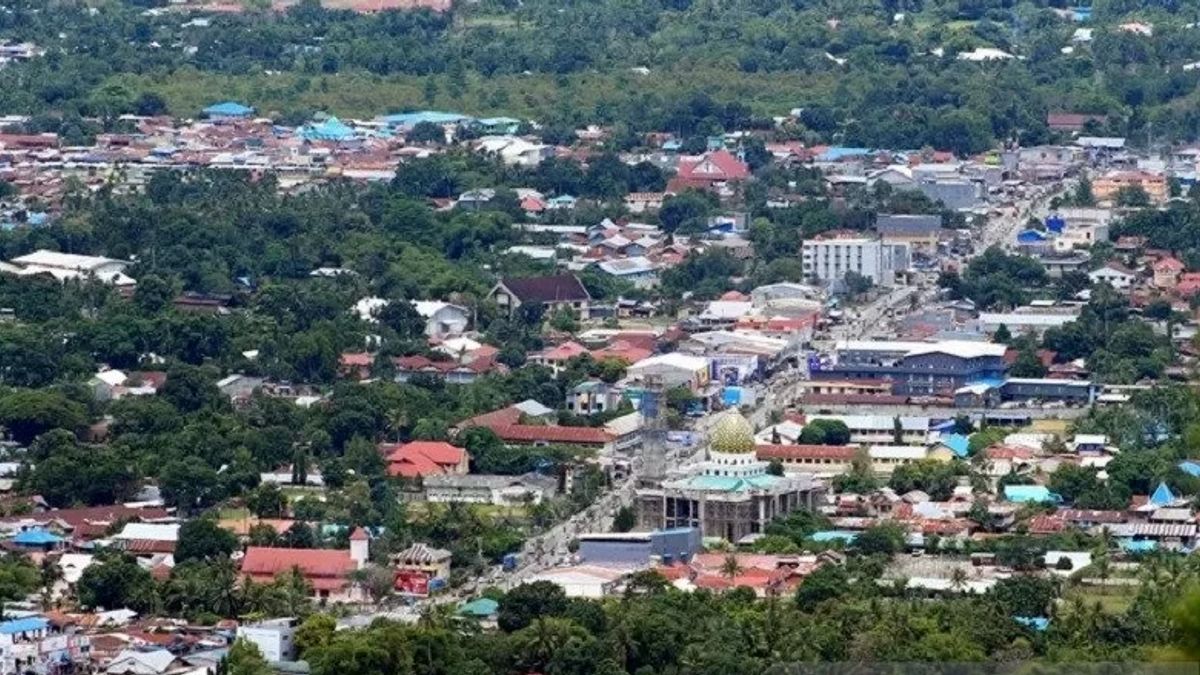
top-left (237, 619), bottom-right (297, 663)
top-left (412, 301), bottom-right (470, 338)
top-left (3, 250), bottom-right (133, 286)
top-left (527, 565), bottom-right (626, 598)
top-left (1088, 263), bottom-right (1136, 290)
top-left (801, 234), bottom-right (910, 289)
top-left (354, 298), bottom-right (470, 338)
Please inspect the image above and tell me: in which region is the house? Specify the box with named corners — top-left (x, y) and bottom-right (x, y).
top-left (1152, 256), bottom-right (1185, 289)
top-left (596, 257), bottom-right (660, 289)
top-left (527, 565), bottom-right (626, 598)
top-left (626, 353), bottom-right (711, 393)
top-left (566, 380), bottom-right (625, 415)
top-left (383, 441), bottom-right (468, 479)
top-left (673, 150), bottom-right (750, 191)
top-left (240, 528), bottom-right (369, 602)
top-left (528, 341), bottom-right (590, 373)
top-left (1047, 113), bottom-right (1107, 133)
top-left (1092, 171), bottom-right (1167, 203)
top-left (339, 352), bottom-right (374, 380)
top-left (874, 214), bottom-right (943, 252)
top-left (412, 301), bottom-right (470, 339)
top-left (489, 274), bottom-right (592, 319)
top-left (393, 542), bottom-right (453, 581)
top-left (113, 522), bottom-right (180, 557)
top-left (89, 369), bottom-right (166, 401)
top-left (105, 648), bottom-right (181, 675)
top-left (625, 192), bottom-right (667, 214)
top-left (422, 473), bottom-right (557, 506)
top-left (353, 298), bottom-right (469, 338)
top-left (1088, 262), bottom-right (1137, 290)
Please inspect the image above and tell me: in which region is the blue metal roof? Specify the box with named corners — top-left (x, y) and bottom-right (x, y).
top-left (1003, 485), bottom-right (1061, 503)
top-left (0, 617), bottom-right (48, 635)
top-left (810, 530), bottom-right (858, 543)
top-left (1017, 229), bottom-right (1049, 243)
top-left (940, 434), bottom-right (970, 458)
top-left (1014, 616), bottom-right (1049, 631)
top-left (1150, 481), bottom-right (1175, 506)
top-left (382, 110), bottom-right (472, 127)
top-left (818, 147), bottom-right (872, 162)
top-left (13, 529), bottom-right (61, 545)
top-left (203, 101), bottom-right (254, 117)
top-left (300, 116), bottom-right (356, 142)
top-left (1179, 461), bottom-right (1200, 477)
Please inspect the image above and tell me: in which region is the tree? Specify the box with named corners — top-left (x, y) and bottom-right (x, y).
top-left (720, 554), bottom-right (742, 581)
top-left (794, 563), bottom-right (849, 610)
top-left (498, 581), bottom-right (568, 632)
top-left (406, 121), bottom-right (445, 145)
top-left (1115, 185), bottom-right (1151, 208)
top-left (1009, 345), bottom-right (1047, 378)
top-left (991, 575), bottom-right (1057, 616)
top-left (0, 389), bottom-right (87, 445)
top-left (888, 460), bottom-right (958, 500)
top-left (992, 323), bottom-right (1012, 344)
top-left (294, 614), bottom-right (337, 658)
top-left (246, 483), bottom-right (288, 518)
top-left (76, 554), bottom-right (156, 612)
top-left (612, 506), bottom-right (636, 532)
top-left (891, 416), bottom-right (904, 445)
top-left (855, 522), bottom-right (906, 557)
top-left (133, 274), bottom-right (177, 314)
top-left (1074, 176), bottom-right (1096, 207)
top-left (831, 446), bottom-right (878, 494)
top-left (223, 640), bottom-right (273, 675)
top-left (798, 419), bottom-right (851, 445)
top-left (161, 457), bottom-right (224, 515)
top-left (175, 518), bottom-right (239, 564)
top-left (767, 459), bottom-right (784, 476)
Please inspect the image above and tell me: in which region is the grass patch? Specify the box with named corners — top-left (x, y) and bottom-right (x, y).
top-left (218, 507), bottom-right (251, 520)
top-left (1063, 584), bottom-right (1138, 614)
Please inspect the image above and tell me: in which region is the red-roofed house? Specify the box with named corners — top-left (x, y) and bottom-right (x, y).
top-left (673, 150), bottom-right (751, 191)
top-left (528, 341), bottom-right (589, 373)
top-left (384, 441), bottom-right (468, 479)
top-left (339, 352), bottom-right (374, 380)
top-left (1153, 256), bottom-right (1185, 289)
top-left (1177, 272), bottom-right (1200, 298)
top-left (756, 444), bottom-right (857, 474)
top-left (241, 531), bottom-right (369, 602)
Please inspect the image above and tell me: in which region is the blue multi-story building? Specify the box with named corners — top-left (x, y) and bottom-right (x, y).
top-left (813, 340), bottom-right (1008, 396)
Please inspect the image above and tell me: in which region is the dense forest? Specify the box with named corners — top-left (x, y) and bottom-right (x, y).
top-left (2, 0), bottom-right (1200, 151)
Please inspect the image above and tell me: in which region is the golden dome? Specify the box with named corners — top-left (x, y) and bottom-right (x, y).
top-left (710, 411), bottom-right (755, 453)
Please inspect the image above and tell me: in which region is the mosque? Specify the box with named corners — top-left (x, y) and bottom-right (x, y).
top-left (635, 410), bottom-right (824, 542)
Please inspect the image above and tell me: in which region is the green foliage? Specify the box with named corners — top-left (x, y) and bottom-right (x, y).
top-left (0, 389), bottom-right (87, 445)
top-left (77, 553), bottom-right (157, 612)
top-left (854, 522), bottom-right (907, 557)
top-left (798, 419), bottom-right (851, 446)
top-left (175, 518), bottom-right (239, 564)
top-left (888, 459), bottom-right (959, 500)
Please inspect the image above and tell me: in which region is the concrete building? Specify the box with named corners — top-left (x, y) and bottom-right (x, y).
top-left (626, 353), bottom-right (711, 393)
top-left (813, 340), bottom-right (1007, 396)
top-left (422, 473), bottom-right (557, 506)
top-left (636, 412), bottom-right (823, 542)
top-left (576, 527), bottom-right (702, 566)
top-left (874, 214), bottom-right (943, 252)
top-left (236, 619), bottom-right (298, 663)
top-left (801, 232), bottom-right (910, 289)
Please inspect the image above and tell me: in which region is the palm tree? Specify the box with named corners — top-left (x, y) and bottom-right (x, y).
top-left (720, 553), bottom-right (742, 582)
top-left (949, 566), bottom-right (969, 594)
top-left (387, 408), bottom-right (408, 442)
top-left (1093, 550), bottom-right (1111, 591)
